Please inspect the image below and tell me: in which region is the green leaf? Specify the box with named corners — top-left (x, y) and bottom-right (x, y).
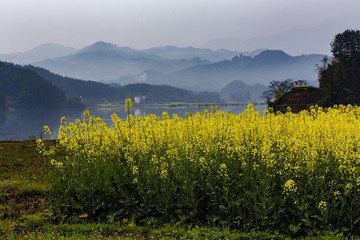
top-left (219, 205), bottom-right (227, 210)
top-left (289, 224), bottom-right (301, 233)
top-left (354, 217), bottom-right (360, 225)
top-left (311, 215), bottom-right (322, 221)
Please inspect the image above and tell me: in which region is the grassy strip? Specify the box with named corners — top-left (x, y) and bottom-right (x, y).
top-left (0, 140), bottom-right (357, 239)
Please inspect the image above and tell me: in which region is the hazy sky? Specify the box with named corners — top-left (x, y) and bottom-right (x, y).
top-left (1, 0), bottom-right (359, 54)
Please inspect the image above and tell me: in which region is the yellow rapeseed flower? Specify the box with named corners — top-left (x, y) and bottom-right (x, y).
top-left (283, 179), bottom-right (297, 195)
top-left (125, 98), bottom-right (132, 113)
top-left (318, 201), bottom-right (327, 211)
top-left (219, 163), bottom-right (228, 178)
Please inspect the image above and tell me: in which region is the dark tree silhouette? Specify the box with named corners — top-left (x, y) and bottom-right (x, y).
top-left (331, 29), bottom-right (360, 64)
top-left (319, 29), bottom-right (360, 105)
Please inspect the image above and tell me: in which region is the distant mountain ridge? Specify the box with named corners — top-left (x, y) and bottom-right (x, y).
top-left (120, 50), bottom-right (325, 92)
top-left (32, 42), bottom-right (211, 82)
top-left (0, 43), bottom-right (77, 64)
top-left (27, 42), bottom-right (325, 94)
top-left (29, 62), bottom-right (264, 103)
top-left (142, 46), bottom-right (264, 62)
top-left (1, 42), bottom-right (326, 101)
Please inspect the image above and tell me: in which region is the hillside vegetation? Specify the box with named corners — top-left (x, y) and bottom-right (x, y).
top-left (26, 65), bottom-right (222, 104)
top-left (0, 61), bottom-right (82, 109)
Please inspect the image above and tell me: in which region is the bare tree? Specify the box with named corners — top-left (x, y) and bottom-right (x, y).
top-left (261, 79), bottom-right (294, 105)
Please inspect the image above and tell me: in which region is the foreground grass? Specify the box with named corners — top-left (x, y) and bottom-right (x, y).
top-left (0, 140), bottom-right (358, 239)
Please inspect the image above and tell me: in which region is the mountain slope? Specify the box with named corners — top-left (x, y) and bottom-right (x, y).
top-left (220, 80), bottom-right (267, 102)
top-left (26, 65), bottom-right (221, 104)
top-left (111, 83), bottom-right (220, 103)
top-left (164, 50), bottom-right (325, 91)
top-left (26, 65), bottom-right (120, 102)
top-left (0, 61), bottom-right (80, 108)
top-left (113, 50), bottom-right (324, 93)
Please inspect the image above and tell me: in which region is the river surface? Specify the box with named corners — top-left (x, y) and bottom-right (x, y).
top-left (0, 104), bottom-right (267, 140)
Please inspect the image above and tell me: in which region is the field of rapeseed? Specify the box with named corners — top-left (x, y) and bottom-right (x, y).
top-left (37, 100), bottom-right (360, 236)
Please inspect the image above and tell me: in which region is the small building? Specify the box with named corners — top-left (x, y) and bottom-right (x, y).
top-left (134, 96), bottom-right (147, 104)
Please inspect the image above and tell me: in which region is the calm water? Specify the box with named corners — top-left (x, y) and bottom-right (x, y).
top-left (0, 104), bottom-right (267, 140)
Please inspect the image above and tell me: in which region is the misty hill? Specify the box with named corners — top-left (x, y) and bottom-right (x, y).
top-left (117, 70), bottom-right (168, 85)
top-left (26, 65), bottom-right (221, 104)
top-left (171, 50), bottom-right (324, 91)
top-left (25, 65), bottom-right (121, 103)
top-left (0, 61), bottom-right (81, 109)
top-left (220, 80), bottom-right (267, 102)
top-left (32, 42), bottom-right (210, 82)
top-left (0, 43), bottom-right (77, 64)
top-left (111, 83), bottom-right (221, 103)
top-left (120, 50), bottom-right (325, 92)
top-left (21, 42), bottom-right (326, 100)
top-left (142, 46), bottom-right (264, 62)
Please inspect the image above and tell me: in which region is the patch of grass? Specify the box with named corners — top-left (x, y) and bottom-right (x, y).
top-left (0, 140), bottom-right (55, 182)
top-left (0, 140), bottom-right (53, 224)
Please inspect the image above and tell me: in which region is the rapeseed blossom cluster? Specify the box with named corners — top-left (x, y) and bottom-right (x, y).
top-left (38, 101), bottom-right (360, 232)
top-left (318, 201), bottom-right (327, 211)
top-left (283, 179), bottom-right (297, 195)
top-left (219, 163), bottom-right (228, 178)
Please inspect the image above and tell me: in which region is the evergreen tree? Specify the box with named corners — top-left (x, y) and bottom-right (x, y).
top-left (331, 29), bottom-right (360, 64)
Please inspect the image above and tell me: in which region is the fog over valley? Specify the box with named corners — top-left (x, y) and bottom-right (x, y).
top-left (0, 42), bottom-right (324, 96)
